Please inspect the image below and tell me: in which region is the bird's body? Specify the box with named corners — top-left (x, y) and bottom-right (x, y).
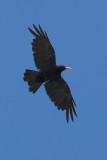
top-left (38, 65), bottom-right (65, 82)
top-left (24, 24), bottom-right (77, 122)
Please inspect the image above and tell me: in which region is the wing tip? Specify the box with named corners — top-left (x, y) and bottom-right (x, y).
top-left (28, 27), bottom-right (31, 31)
top-left (66, 108), bottom-right (69, 123)
top-left (33, 24), bottom-right (35, 27)
top-left (28, 27), bottom-right (38, 37)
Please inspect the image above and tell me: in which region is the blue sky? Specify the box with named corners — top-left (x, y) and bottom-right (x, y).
top-left (0, 0), bottom-right (107, 159)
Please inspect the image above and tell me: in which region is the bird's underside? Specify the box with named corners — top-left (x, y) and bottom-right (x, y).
top-left (24, 24), bottom-right (77, 123)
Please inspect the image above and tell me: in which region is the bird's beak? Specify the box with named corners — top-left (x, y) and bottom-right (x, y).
top-left (65, 67), bottom-right (72, 69)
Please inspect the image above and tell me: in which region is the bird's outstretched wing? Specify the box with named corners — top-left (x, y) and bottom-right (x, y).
top-left (28, 24), bottom-right (56, 70)
top-left (44, 76), bottom-right (77, 122)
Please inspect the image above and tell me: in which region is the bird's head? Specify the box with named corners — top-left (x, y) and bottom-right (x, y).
top-left (56, 65), bottom-right (72, 73)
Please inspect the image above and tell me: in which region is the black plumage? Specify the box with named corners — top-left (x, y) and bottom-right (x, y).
top-left (24, 24), bottom-right (77, 122)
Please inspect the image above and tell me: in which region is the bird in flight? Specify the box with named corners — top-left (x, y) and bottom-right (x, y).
top-left (24, 24), bottom-right (77, 122)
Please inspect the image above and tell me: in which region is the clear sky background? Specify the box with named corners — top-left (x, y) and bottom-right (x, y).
top-left (0, 0), bottom-right (107, 160)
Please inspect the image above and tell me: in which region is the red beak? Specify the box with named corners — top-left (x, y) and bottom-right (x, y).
top-left (65, 67), bottom-right (72, 69)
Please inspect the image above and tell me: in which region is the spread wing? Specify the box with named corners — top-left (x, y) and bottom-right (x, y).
top-left (44, 76), bottom-right (77, 122)
top-left (28, 24), bottom-right (56, 70)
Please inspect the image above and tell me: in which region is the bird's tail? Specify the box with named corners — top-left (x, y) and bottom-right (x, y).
top-left (23, 69), bottom-right (42, 93)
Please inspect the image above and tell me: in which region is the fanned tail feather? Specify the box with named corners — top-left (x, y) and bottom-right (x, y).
top-left (23, 69), bottom-right (42, 93)
top-left (29, 82), bottom-right (42, 93)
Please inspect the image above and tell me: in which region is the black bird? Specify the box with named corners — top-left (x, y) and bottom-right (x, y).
top-left (24, 24), bottom-right (77, 122)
